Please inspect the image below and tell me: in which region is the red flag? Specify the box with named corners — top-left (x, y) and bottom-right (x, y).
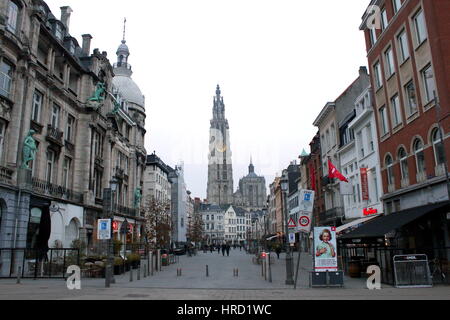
top-left (310, 163), bottom-right (316, 191)
top-left (328, 159), bottom-right (348, 183)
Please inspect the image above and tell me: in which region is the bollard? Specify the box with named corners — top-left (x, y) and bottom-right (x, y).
top-left (137, 265), bottom-right (141, 280)
top-left (206, 265), bottom-right (209, 277)
top-left (268, 253), bottom-right (272, 283)
top-left (130, 267), bottom-right (133, 282)
top-left (17, 267), bottom-right (21, 284)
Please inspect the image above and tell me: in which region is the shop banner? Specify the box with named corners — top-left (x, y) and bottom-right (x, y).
top-left (361, 168), bottom-right (369, 201)
top-left (314, 227), bottom-right (338, 272)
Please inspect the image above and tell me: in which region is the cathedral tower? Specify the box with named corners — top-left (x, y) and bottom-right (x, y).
top-left (207, 85), bottom-right (234, 205)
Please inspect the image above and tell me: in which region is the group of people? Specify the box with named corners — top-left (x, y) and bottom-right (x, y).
top-left (203, 243), bottom-right (244, 256)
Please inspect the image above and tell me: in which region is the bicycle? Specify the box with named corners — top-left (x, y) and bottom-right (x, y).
top-left (429, 257), bottom-right (447, 283)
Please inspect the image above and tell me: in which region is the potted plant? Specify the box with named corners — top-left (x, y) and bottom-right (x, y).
top-left (126, 253), bottom-right (140, 269)
top-left (113, 240), bottom-right (123, 256)
top-left (114, 257), bottom-right (124, 275)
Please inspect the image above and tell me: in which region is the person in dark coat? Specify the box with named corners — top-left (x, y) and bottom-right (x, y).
top-left (217, 245), bottom-right (221, 254)
top-left (226, 244), bottom-right (231, 256)
top-left (221, 244), bottom-right (226, 256)
top-left (275, 245), bottom-right (282, 259)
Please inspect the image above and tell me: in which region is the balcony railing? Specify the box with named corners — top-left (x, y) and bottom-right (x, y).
top-left (114, 204), bottom-right (137, 217)
top-left (32, 177), bottom-right (83, 203)
top-left (46, 125), bottom-right (64, 146)
top-left (0, 166), bottom-right (14, 185)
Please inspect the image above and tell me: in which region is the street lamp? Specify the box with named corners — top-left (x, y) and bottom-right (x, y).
top-left (280, 173), bottom-right (294, 285)
top-left (105, 178), bottom-right (118, 288)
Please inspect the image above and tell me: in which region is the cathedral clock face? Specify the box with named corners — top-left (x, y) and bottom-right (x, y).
top-left (216, 144), bottom-right (227, 153)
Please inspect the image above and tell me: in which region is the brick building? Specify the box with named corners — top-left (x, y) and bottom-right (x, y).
top-left (342, 0), bottom-right (450, 255)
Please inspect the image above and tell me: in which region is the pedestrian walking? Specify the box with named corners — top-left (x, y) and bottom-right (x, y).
top-left (226, 244), bottom-right (231, 257)
top-left (275, 245), bottom-right (281, 259)
top-left (209, 245), bottom-right (213, 253)
top-left (239, 245), bottom-right (242, 251)
top-left (221, 244), bottom-right (226, 256)
top-left (217, 245), bottom-right (221, 254)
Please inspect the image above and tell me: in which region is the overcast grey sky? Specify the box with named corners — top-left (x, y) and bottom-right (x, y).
top-left (45, 0), bottom-right (370, 200)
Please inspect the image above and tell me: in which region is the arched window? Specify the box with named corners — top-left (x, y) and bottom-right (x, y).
top-left (385, 155), bottom-right (394, 186)
top-left (398, 148), bottom-right (409, 180)
top-left (413, 139), bottom-right (426, 173)
top-left (431, 128), bottom-right (445, 166)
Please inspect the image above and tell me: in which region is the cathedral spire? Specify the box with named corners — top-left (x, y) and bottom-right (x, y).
top-left (249, 156), bottom-right (255, 174)
top-left (122, 17), bottom-right (127, 43)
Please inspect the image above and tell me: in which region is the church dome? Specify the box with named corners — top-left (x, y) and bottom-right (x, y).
top-left (112, 31), bottom-right (145, 110)
top-left (112, 75), bottom-right (145, 108)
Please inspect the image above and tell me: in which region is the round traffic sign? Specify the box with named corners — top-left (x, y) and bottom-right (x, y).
top-left (299, 216), bottom-right (310, 227)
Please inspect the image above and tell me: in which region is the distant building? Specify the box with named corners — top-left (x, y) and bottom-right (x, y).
top-left (233, 159), bottom-right (267, 211)
top-left (168, 164), bottom-right (187, 245)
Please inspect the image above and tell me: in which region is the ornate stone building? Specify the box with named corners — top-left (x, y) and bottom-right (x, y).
top-left (233, 159), bottom-right (267, 211)
top-left (0, 0), bottom-right (146, 276)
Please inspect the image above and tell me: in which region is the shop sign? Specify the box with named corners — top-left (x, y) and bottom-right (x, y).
top-left (363, 208), bottom-right (378, 216)
top-left (112, 221), bottom-right (119, 231)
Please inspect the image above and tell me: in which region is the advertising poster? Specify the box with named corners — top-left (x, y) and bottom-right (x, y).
top-left (314, 227), bottom-right (338, 272)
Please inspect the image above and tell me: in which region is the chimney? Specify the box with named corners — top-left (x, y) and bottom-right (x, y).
top-left (359, 66), bottom-right (368, 76)
top-left (60, 6), bottom-right (73, 31)
top-left (81, 34), bottom-right (92, 56)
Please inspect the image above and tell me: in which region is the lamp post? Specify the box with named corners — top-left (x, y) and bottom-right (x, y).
top-left (105, 178), bottom-right (118, 288)
top-left (280, 173), bottom-right (294, 285)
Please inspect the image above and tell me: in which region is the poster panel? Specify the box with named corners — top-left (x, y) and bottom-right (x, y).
top-left (314, 227), bottom-right (338, 272)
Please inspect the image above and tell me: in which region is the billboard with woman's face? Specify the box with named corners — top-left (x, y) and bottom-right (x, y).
top-left (314, 227), bottom-right (338, 272)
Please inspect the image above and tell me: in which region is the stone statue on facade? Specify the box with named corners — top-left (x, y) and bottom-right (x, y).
top-left (86, 82), bottom-right (106, 110)
top-left (134, 187), bottom-right (142, 209)
top-left (22, 130), bottom-right (37, 169)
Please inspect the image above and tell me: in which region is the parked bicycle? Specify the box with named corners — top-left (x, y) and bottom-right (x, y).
top-left (429, 257), bottom-right (447, 283)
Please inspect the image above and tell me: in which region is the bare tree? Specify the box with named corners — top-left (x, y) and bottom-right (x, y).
top-left (143, 197), bottom-right (172, 250)
top-left (187, 212), bottom-right (204, 245)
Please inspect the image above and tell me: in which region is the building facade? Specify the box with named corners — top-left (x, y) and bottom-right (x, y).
top-left (359, 0), bottom-right (450, 250)
top-left (143, 152), bottom-right (171, 205)
top-left (0, 1), bottom-right (147, 276)
top-left (168, 164), bottom-right (187, 245)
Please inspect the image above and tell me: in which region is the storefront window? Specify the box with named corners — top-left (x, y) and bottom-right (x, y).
top-left (27, 208), bottom-right (42, 249)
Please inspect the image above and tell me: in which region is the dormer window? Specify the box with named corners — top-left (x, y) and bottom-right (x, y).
top-left (55, 22), bottom-right (64, 40)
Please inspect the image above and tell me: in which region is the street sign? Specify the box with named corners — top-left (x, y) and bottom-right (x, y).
top-left (298, 190), bottom-right (315, 213)
top-left (97, 219), bottom-right (111, 240)
top-left (298, 211), bottom-right (313, 233)
top-left (288, 217), bottom-right (297, 229)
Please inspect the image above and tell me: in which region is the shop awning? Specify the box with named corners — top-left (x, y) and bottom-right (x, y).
top-left (339, 201), bottom-right (450, 241)
top-left (336, 215), bottom-right (380, 235)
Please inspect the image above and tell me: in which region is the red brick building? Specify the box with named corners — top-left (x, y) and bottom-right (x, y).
top-left (358, 0), bottom-right (449, 250)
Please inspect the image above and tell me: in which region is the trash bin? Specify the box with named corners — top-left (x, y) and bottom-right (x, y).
top-left (161, 254), bottom-right (168, 266)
